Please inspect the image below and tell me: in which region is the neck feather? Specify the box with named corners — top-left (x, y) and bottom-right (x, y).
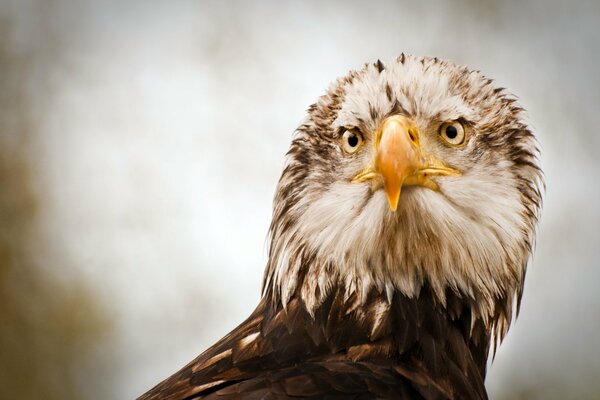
top-left (258, 280), bottom-right (491, 397)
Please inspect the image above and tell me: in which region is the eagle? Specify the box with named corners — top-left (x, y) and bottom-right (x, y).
top-left (139, 55), bottom-right (543, 400)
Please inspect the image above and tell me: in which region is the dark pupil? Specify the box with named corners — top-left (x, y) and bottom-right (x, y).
top-left (445, 125), bottom-right (458, 139)
top-left (347, 133), bottom-right (359, 147)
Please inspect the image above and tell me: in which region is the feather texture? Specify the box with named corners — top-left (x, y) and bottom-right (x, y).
top-left (140, 286), bottom-right (488, 399)
top-left (139, 55), bottom-right (543, 399)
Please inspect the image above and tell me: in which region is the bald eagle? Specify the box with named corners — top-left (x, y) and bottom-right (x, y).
top-left (139, 55), bottom-right (542, 400)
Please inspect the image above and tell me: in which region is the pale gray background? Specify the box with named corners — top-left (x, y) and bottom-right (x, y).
top-left (0, 0), bottom-right (598, 399)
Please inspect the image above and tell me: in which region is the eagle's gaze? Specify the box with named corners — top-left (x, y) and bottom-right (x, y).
top-left (439, 121), bottom-right (465, 145)
top-left (341, 129), bottom-right (363, 154)
top-left (140, 54), bottom-right (542, 400)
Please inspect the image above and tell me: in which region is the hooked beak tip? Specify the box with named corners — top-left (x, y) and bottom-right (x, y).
top-left (385, 185), bottom-right (400, 212)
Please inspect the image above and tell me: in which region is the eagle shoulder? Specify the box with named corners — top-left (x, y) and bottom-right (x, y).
top-left (139, 286), bottom-right (488, 400)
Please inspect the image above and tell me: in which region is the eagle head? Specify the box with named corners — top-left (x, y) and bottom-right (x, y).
top-left (264, 55), bottom-right (543, 340)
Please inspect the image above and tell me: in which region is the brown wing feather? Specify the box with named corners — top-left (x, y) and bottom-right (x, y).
top-left (138, 304), bottom-right (268, 400)
top-left (139, 285), bottom-right (489, 400)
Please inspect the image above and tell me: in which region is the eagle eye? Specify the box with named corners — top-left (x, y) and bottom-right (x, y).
top-left (341, 129), bottom-right (364, 154)
top-left (439, 121), bottom-right (466, 146)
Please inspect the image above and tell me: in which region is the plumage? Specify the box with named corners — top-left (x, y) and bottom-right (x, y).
top-left (139, 55), bottom-right (543, 399)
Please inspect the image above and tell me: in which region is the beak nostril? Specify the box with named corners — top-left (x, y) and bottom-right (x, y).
top-left (408, 130), bottom-right (416, 143)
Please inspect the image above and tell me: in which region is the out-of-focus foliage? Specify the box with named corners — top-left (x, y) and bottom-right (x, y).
top-left (0, 17), bottom-right (111, 400)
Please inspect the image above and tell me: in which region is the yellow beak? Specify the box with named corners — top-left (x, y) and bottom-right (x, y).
top-left (353, 115), bottom-right (460, 212)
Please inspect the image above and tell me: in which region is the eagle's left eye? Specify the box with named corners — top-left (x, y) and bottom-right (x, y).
top-left (341, 129), bottom-right (364, 154)
top-left (439, 121), bottom-right (466, 146)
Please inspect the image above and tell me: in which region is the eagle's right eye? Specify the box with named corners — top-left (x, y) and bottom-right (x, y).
top-left (341, 129), bottom-right (364, 154)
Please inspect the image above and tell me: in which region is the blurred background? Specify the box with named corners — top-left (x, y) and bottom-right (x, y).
top-left (0, 0), bottom-right (598, 399)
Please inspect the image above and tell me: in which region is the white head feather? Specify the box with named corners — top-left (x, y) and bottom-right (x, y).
top-left (263, 55), bottom-right (543, 339)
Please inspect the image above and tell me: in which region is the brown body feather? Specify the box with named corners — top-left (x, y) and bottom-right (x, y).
top-left (140, 285), bottom-right (489, 399)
